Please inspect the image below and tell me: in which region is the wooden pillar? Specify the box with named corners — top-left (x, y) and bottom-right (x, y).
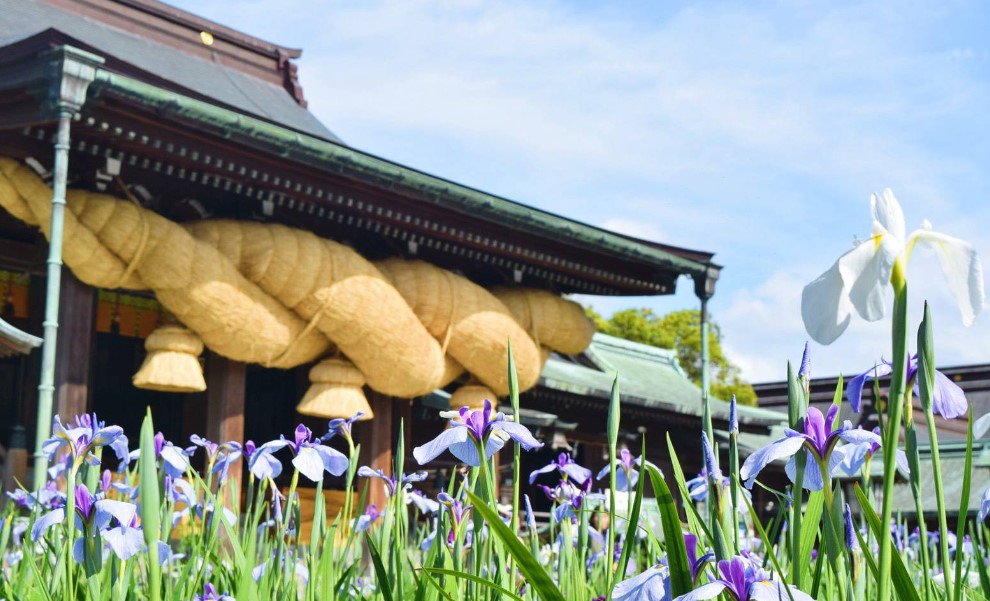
top-left (360, 391), bottom-right (393, 512)
top-left (54, 270), bottom-right (95, 420)
top-left (206, 353), bottom-right (246, 488)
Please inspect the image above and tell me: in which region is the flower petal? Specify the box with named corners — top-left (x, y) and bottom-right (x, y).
top-left (930, 369), bottom-right (968, 419)
top-left (801, 259), bottom-right (853, 345)
top-left (493, 421), bottom-right (543, 451)
top-left (529, 462), bottom-right (559, 484)
top-left (750, 580), bottom-right (816, 601)
top-left (978, 484), bottom-right (990, 522)
top-left (292, 447), bottom-right (327, 482)
top-left (94, 499), bottom-right (137, 530)
top-left (31, 508), bottom-right (64, 541)
top-left (311, 444), bottom-right (349, 477)
top-left (102, 526), bottom-right (144, 561)
top-left (413, 426), bottom-right (470, 465)
top-left (740, 435), bottom-right (807, 489)
top-left (845, 362), bottom-right (892, 413)
top-left (871, 189), bottom-right (906, 245)
top-left (673, 582), bottom-right (726, 601)
top-left (613, 564), bottom-right (669, 601)
top-left (909, 228), bottom-right (985, 327)
top-left (842, 234), bottom-right (897, 323)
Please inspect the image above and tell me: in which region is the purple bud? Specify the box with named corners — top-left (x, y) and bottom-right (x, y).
top-left (799, 342), bottom-right (811, 379)
top-left (293, 424), bottom-right (311, 450)
top-left (154, 432), bottom-right (165, 458)
top-left (729, 396), bottom-right (738, 434)
top-left (702, 432), bottom-right (721, 481)
top-left (101, 469), bottom-right (112, 494)
top-left (845, 503), bottom-right (858, 550)
top-left (74, 484), bottom-right (94, 521)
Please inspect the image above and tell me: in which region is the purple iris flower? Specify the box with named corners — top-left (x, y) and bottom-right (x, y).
top-left (413, 401), bottom-right (542, 466)
top-left (249, 424), bottom-right (348, 482)
top-left (524, 493), bottom-right (537, 531)
top-left (7, 481), bottom-right (64, 511)
top-left (846, 355), bottom-right (968, 419)
top-left (437, 492), bottom-right (472, 545)
top-left (613, 534), bottom-right (713, 601)
top-left (740, 405), bottom-right (880, 491)
top-left (595, 448), bottom-right (655, 492)
top-left (42, 414), bottom-right (127, 469)
top-left (356, 466), bottom-right (428, 498)
top-left (188, 435), bottom-right (242, 484)
top-left (127, 432), bottom-right (190, 479)
top-left (978, 484), bottom-right (990, 523)
top-left (836, 426), bottom-right (910, 477)
top-left (353, 504), bottom-right (381, 533)
top-left (530, 452), bottom-right (592, 485)
top-left (407, 489), bottom-right (440, 514)
top-left (31, 484), bottom-right (143, 562)
top-left (193, 583), bottom-right (235, 601)
top-left (674, 556), bottom-right (814, 601)
top-left (323, 412), bottom-right (364, 446)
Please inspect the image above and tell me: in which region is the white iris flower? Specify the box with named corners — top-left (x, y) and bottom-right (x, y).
top-left (802, 189), bottom-right (985, 345)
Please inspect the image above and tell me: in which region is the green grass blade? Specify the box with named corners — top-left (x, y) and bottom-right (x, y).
top-left (465, 489), bottom-right (565, 601)
top-left (367, 537), bottom-right (395, 601)
top-left (854, 484), bottom-right (921, 601)
top-left (423, 568), bottom-right (526, 601)
top-left (953, 406), bottom-right (975, 601)
top-left (138, 409), bottom-right (162, 601)
top-left (795, 490), bottom-right (823, 587)
top-left (645, 464), bottom-right (691, 597)
top-left (616, 437), bottom-right (647, 582)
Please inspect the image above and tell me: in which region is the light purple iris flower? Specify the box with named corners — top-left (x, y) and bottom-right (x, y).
top-left (613, 534), bottom-right (712, 601)
top-left (596, 448), bottom-right (656, 492)
top-left (413, 401), bottom-right (543, 466)
top-left (42, 414), bottom-right (127, 469)
top-left (32, 484), bottom-right (143, 562)
top-left (846, 355), bottom-right (968, 419)
top-left (978, 484), bottom-right (990, 523)
top-left (530, 452), bottom-right (592, 485)
top-left (188, 435), bottom-right (243, 484)
top-left (836, 426), bottom-right (910, 477)
top-left (323, 413), bottom-right (365, 445)
top-left (674, 556), bottom-right (814, 601)
top-left (353, 504), bottom-right (381, 533)
top-left (740, 405), bottom-right (880, 491)
top-left (249, 425), bottom-right (348, 482)
top-left (127, 432), bottom-right (190, 479)
top-left (437, 492), bottom-right (472, 545)
top-left (356, 466), bottom-right (428, 498)
top-left (192, 583), bottom-right (235, 601)
top-left (407, 489), bottom-right (440, 514)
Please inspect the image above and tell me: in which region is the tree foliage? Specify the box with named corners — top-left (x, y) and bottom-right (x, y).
top-left (586, 307), bottom-right (758, 406)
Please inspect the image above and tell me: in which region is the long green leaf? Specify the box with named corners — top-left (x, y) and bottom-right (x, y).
top-left (645, 464), bottom-right (692, 596)
top-left (424, 568), bottom-right (526, 601)
top-left (954, 406), bottom-right (975, 601)
top-left (616, 437), bottom-right (647, 582)
top-left (854, 484), bottom-right (922, 601)
top-left (795, 490), bottom-right (823, 588)
top-left (466, 489), bottom-right (565, 601)
top-left (367, 537), bottom-right (395, 601)
top-left (138, 409), bottom-right (162, 601)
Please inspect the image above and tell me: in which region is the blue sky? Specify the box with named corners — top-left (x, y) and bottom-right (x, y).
top-left (169, 0), bottom-right (990, 382)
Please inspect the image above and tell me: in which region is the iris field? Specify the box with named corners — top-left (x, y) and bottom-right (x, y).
top-left (2, 190), bottom-right (990, 600)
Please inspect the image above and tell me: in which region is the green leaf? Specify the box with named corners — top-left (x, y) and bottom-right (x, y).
top-left (138, 409), bottom-right (162, 601)
top-left (423, 568), bottom-right (526, 601)
top-left (954, 405), bottom-right (975, 601)
top-left (465, 489), bottom-right (565, 601)
top-left (645, 464), bottom-right (692, 597)
top-left (795, 491), bottom-right (823, 588)
top-left (854, 484), bottom-right (922, 601)
top-left (367, 537), bottom-right (395, 601)
top-left (616, 437), bottom-right (647, 585)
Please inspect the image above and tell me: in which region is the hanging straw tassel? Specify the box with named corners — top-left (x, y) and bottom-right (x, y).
top-left (297, 357), bottom-right (374, 420)
top-left (449, 380), bottom-right (499, 412)
top-left (133, 324), bottom-right (207, 393)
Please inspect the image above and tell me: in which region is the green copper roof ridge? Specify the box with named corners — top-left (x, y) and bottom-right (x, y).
top-left (87, 69), bottom-right (714, 278)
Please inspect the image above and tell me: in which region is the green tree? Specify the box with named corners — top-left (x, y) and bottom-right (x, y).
top-left (586, 307), bottom-right (758, 406)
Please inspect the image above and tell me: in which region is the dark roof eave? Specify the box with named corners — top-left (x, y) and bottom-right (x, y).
top-left (85, 69), bottom-right (716, 279)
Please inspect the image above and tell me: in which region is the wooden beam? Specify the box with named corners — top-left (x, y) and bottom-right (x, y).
top-left (359, 391), bottom-right (393, 513)
top-left (206, 353), bottom-right (246, 488)
top-left (54, 270), bottom-right (95, 420)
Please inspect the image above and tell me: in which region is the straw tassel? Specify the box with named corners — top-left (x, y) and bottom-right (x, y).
top-left (296, 357), bottom-right (374, 420)
top-left (133, 325), bottom-right (206, 393)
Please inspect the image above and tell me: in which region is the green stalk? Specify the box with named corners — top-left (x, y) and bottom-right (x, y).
top-left (605, 374), bottom-right (620, 597)
top-left (953, 408), bottom-right (975, 601)
top-left (64, 463), bottom-right (77, 601)
top-left (916, 302), bottom-right (953, 600)
top-left (508, 342), bottom-right (522, 588)
top-left (876, 260), bottom-right (909, 601)
top-left (903, 411), bottom-right (933, 601)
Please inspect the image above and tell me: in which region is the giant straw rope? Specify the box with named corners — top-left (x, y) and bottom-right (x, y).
top-left (0, 157), bottom-right (595, 415)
